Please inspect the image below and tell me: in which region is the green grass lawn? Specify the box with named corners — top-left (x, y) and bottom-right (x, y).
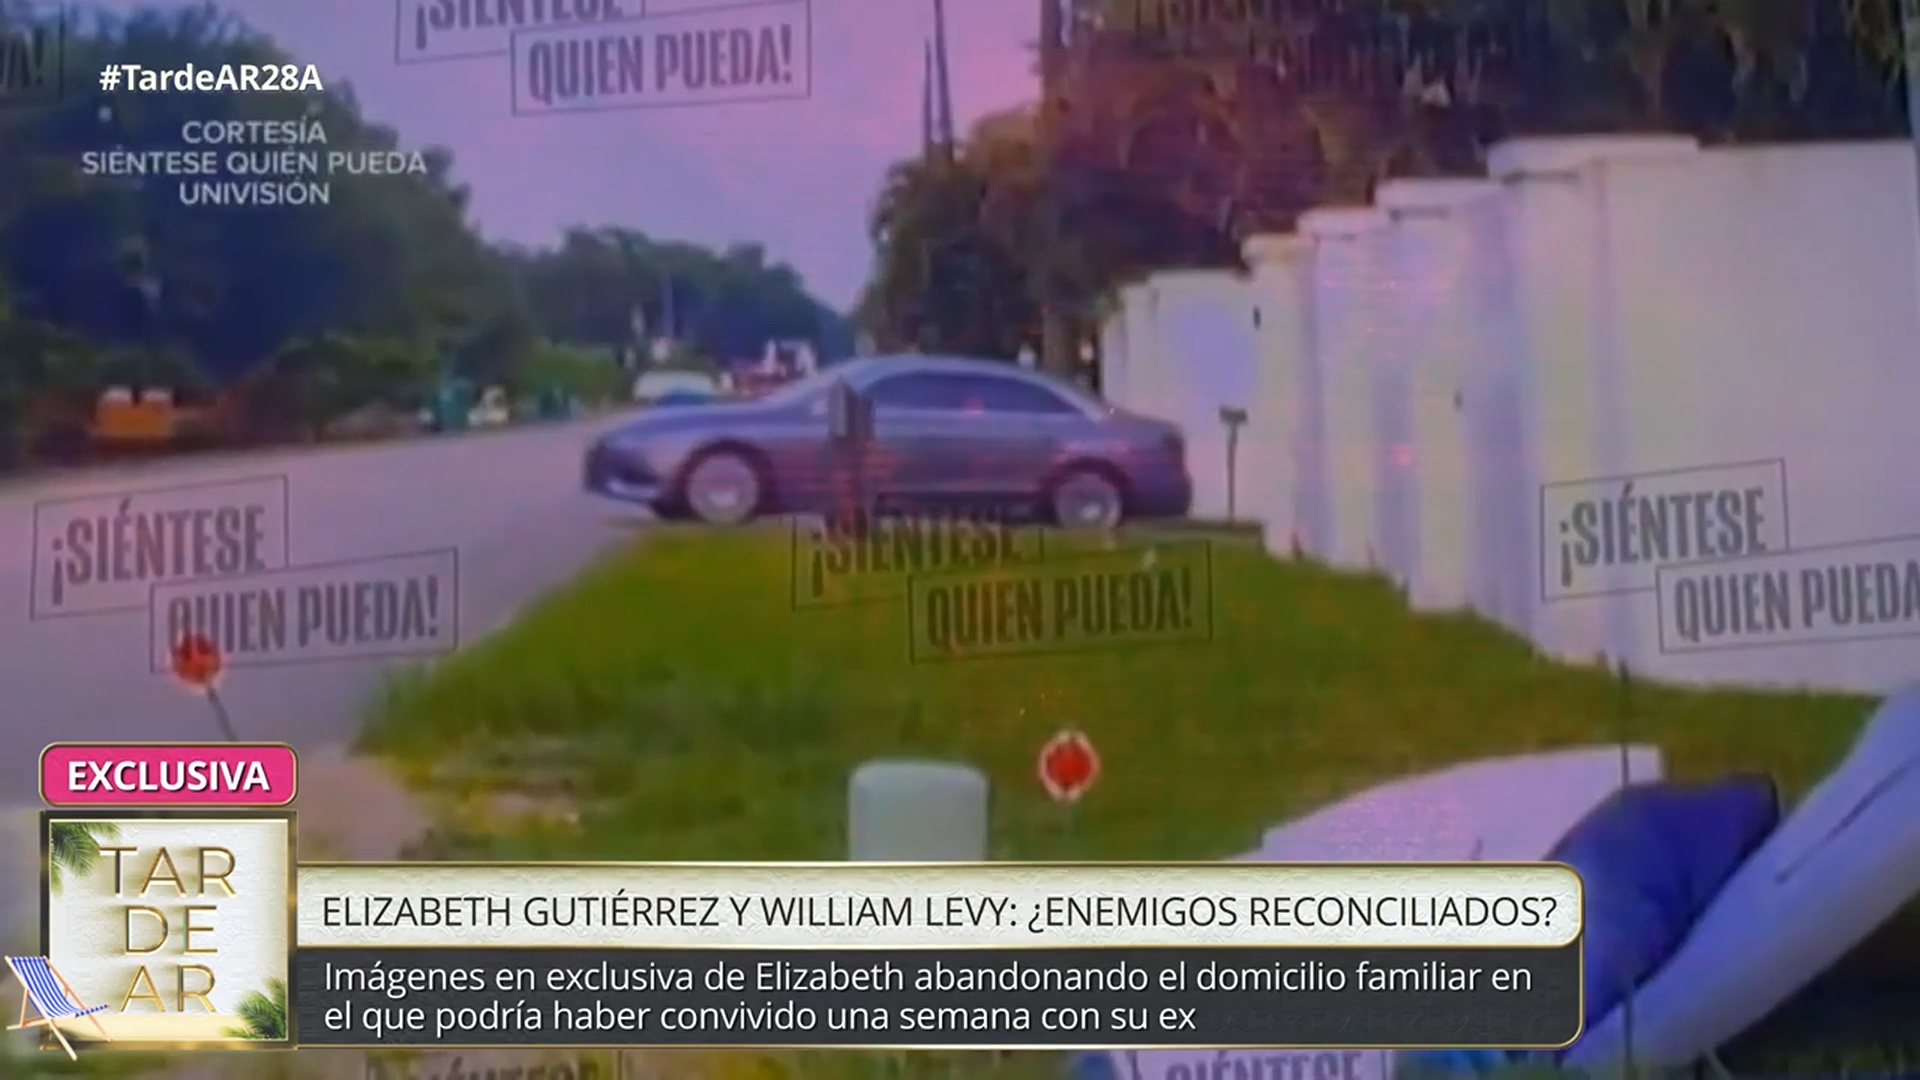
top-left (358, 524), bottom-right (1911, 1077)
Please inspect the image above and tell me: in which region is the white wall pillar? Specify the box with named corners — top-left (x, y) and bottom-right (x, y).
top-left (1114, 282), bottom-right (1158, 415)
top-left (1487, 135), bottom-right (1700, 662)
top-left (1301, 207), bottom-right (1392, 571)
top-left (1588, 143), bottom-right (1920, 690)
top-left (1098, 302), bottom-right (1127, 405)
top-left (1106, 283), bottom-right (1152, 410)
top-left (1376, 179), bottom-right (1505, 613)
top-left (1146, 269), bottom-right (1259, 520)
top-left (1243, 233), bottom-right (1312, 555)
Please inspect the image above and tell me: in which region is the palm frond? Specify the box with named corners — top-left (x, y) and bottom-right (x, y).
top-left (222, 979), bottom-right (287, 1040)
top-left (47, 821), bottom-right (119, 892)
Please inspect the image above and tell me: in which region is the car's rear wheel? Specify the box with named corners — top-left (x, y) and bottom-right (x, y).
top-left (1047, 466), bottom-right (1126, 530)
top-left (681, 449), bottom-right (766, 525)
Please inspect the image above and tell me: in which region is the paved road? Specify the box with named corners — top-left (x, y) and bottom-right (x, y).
top-left (0, 416), bottom-right (646, 805)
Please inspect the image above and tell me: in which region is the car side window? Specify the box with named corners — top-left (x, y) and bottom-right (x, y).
top-left (866, 374), bottom-right (966, 410)
top-left (867, 372), bottom-right (1080, 414)
top-left (971, 376), bottom-right (1079, 415)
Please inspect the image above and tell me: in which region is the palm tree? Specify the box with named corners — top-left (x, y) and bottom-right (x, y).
top-left (47, 821), bottom-right (118, 892)
top-left (224, 979), bottom-right (287, 1040)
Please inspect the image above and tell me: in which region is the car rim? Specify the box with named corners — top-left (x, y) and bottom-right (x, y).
top-left (1054, 475), bottom-right (1121, 529)
top-left (688, 456), bottom-right (759, 524)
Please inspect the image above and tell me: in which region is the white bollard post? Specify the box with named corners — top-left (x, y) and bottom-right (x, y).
top-left (847, 761), bottom-right (989, 1073)
top-left (848, 760), bottom-right (988, 861)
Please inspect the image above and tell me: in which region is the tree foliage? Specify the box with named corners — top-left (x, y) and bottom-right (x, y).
top-left (46, 820), bottom-right (118, 891)
top-left (0, 3), bottom-right (847, 464)
top-left (224, 978), bottom-right (288, 1040)
top-left (857, 0), bottom-right (1907, 361)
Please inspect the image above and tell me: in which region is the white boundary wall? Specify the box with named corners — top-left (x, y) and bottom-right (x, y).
top-left (1102, 136), bottom-right (1920, 693)
top-left (1127, 270), bottom-right (1261, 519)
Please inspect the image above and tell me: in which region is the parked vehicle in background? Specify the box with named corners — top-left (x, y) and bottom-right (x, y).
top-left (632, 369), bottom-right (722, 404)
top-left (583, 354), bottom-right (1192, 526)
top-left (731, 369), bottom-right (797, 398)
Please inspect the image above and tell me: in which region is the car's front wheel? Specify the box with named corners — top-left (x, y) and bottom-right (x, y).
top-left (680, 449), bottom-right (766, 525)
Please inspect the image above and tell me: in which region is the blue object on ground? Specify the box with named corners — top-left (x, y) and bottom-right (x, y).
top-left (1402, 775), bottom-right (1780, 1075)
top-left (1397, 1050), bottom-right (1516, 1076)
top-left (1551, 775), bottom-right (1780, 1041)
top-left (1070, 1051), bottom-right (1121, 1080)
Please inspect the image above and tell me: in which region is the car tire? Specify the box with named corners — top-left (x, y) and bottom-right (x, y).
top-left (1045, 466), bottom-right (1127, 530)
top-left (679, 448), bottom-right (767, 525)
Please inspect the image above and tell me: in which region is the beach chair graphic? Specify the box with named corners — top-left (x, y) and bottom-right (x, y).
top-left (6, 956), bottom-right (110, 1059)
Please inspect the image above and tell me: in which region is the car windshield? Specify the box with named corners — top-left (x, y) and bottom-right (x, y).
top-left (748, 359), bottom-right (1104, 415)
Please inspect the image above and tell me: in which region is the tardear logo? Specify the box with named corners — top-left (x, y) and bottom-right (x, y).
top-left (44, 813), bottom-right (293, 1047)
top-left (108, 843), bottom-right (234, 1012)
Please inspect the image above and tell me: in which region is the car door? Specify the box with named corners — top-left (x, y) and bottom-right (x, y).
top-left (864, 370), bottom-right (1088, 509)
top-left (967, 374), bottom-right (1087, 495)
top-left (862, 372), bottom-right (974, 510)
top-left (919, 373), bottom-right (1034, 501)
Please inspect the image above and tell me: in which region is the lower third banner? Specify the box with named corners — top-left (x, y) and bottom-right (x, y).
top-left (295, 945), bottom-right (1581, 1049)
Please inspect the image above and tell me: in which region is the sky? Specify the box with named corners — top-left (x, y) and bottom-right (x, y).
top-left (121, 0), bottom-right (1044, 310)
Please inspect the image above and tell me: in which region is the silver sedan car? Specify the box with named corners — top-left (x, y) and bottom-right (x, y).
top-left (583, 354), bottom-right (1193, 526)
